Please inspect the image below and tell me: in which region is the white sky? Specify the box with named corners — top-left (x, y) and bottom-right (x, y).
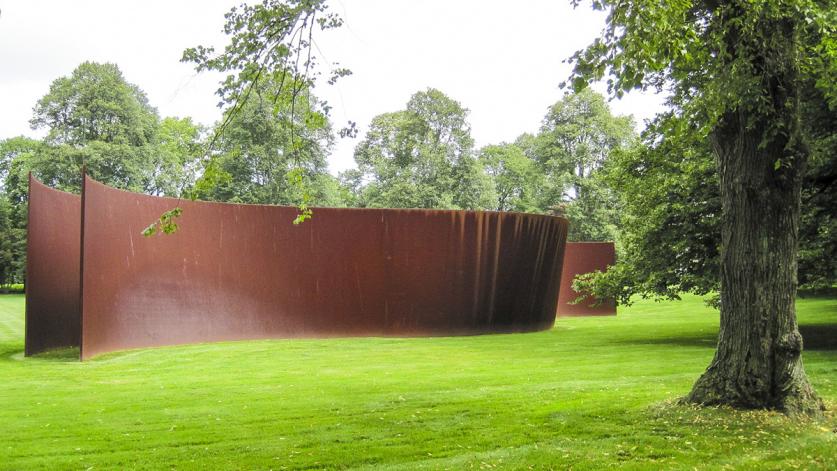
top-left (0, 0), bottom-right (667, 175)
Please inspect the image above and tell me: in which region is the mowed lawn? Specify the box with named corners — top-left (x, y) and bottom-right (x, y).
top-left (0, 294), bottom-right (835, 470)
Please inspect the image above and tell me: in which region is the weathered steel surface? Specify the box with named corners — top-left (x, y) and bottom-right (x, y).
top-left (80, 177), bottom-right (568, 359)
top-left (556, 242), bottom-right (616, 316)
top-left (25, 175), bottom-right (81, 355)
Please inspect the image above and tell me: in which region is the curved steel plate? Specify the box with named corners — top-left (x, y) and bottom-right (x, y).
top-left (556, 242), bottom-right (616, 316)
top-left (25, 175), bottom-right (81, 355)
top-left (79, 177), bottom-right (569, 359)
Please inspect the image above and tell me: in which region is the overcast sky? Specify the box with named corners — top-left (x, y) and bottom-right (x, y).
top-left (0, 0), bottom-right (667, 174)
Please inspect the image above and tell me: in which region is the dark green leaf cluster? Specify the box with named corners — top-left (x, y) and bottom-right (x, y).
top-left (567, 1), bottom-right (835, 135)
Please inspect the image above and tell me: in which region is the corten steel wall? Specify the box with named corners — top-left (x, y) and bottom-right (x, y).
top-left (80, 177), bottom-right (568, 359)
top-left (556, 242), bottom-right (616, 316)
top-left (25, 176), bottom-right (82, 355)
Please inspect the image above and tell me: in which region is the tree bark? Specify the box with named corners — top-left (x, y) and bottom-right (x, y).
top-left (686, 109), bottom-right (824, 416)
top-left (683, 2), bottom-right (825, 417)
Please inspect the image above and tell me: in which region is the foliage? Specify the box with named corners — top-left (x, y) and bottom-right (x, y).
top-left (576, 113), bottom-right (722, 305)
top-left (1, 62), bottom-right (207, 273)
top-left (23, 61), bottom-right (196, 196)
top-left (0, 137), bottom-right (40, 284)
top-left (477, 143), bottom-right (540, 212)
top-left (182, 0), bottom-right (348, 144)
top-left (141, 207), bottom-right (183, 237)
top-left (579, 84), bottom-right (837, 305)
top-left (536, 89), bottom-right (634, 189)
top-left (150, 117), bottom-right (205, 197)
top-left (0, 198), bottom-right (16, 286)
top-left (566, 1), bottom-right (834, 131)
top-left (182, 0), bottom-right (351, 219)
top-left (487, 90), bottom-right (634, 241)
top-left (189, 77), bottom-right (344, 209)
top-left (565, 0), bottom-right (836, 296)
top-left (536, 90), bottom-right (634, 241)
top-left (30, 61), bottom-right (158, 147)
top-left (799, 84), bottom-right (837, 290)
top-left (345, 88), bottom-right (494, 210)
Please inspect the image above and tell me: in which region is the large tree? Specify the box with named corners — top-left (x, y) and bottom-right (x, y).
top-left (567, 0), bottom-right (834, 414)
top-left (3, 63), bottom-right (205, 277)
top-left (344, 89), bottom-right (494, 210)
top-left (31, 61), bottom-right (158, 147)
top-left (28, 61), bottom-right (163, 193)
top-left (574, 85), bottom-right (836, 305)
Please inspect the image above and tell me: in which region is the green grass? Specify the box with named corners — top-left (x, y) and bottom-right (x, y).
top-left (0, 294), bottom-right (834, 470)
top-left (0, 284), bottom-right (23, 294)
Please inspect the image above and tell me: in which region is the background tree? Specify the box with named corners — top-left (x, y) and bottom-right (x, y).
top-left (567, 0), bottom-right (835, 414)
top-left (344, 89), bottom-right (494, 210)
top-left (0, 63), bottom-right (207, 284)
top-left (0, 137), bottom-right (41, 285)
top-left (190, 77), bottom-right (344, 207)
top-left (31, 61), bottom-right (157, 148)
top-left (149, 117), bottom-right (205, 197)
top-left (28, 61), bottom-right (162, 192)
top-left (523, 90), bottom-right (634, 240)
top-left (0, 197), bottom-right (18, 288)
top-left (477, 143), bottom-right (540, 212)
top-left (798, 84), bottom-right (837, 290)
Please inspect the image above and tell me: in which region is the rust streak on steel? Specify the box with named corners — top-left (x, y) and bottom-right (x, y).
top-left (25, 175), bottom-right (81, 355)
top-left (28, 175), bottom-right (569, 359)
top-left (556, 242), bottom-right (617, 316)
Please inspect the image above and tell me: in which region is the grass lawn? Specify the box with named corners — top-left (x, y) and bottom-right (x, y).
top-left (0, 294), bottom-right (835, 470)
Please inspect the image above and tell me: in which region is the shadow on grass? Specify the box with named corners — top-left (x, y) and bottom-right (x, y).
top-left (613, 324), bottom-right (836, 351)
top-left (0, 345), bottom-right (80, 363)
top-left (799, 324), bottom-right (837, 351)
top-left (613, 331), bottom-right (719, 349)
top-left (798, 286), bottom-right (837, 298)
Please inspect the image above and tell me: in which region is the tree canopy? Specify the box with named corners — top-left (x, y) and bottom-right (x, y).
top-left (0, 62), bottom-right (204, 283)
top-left (31, 61), bottom-right (158, 148)
top-left (343, 88), bottom-right (494, 210)
top-left (191, 77), bottom-right (344, 207)
top-left (533, 89), bottom-right (634, 240)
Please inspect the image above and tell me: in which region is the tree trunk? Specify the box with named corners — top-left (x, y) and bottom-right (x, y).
top-left (683, 3), bottom-right (825, 417)
top-left (685, 105), bottom-right (824, 416)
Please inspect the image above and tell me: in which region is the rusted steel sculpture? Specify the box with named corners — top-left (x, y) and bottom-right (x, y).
top-left (26, 175), bottom-right (569, 359)
top-left (25, 176), bottom-right (82, 355)
top-left (556, 242), bottom-right (617, 316)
